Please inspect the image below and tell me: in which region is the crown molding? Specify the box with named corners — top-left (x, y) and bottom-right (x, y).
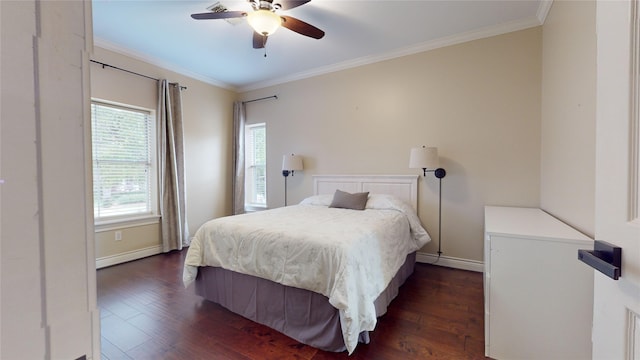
top-left (239, 15), bottom-right (543, 92)
top-left (93, 37), bottom-right (237, 91)
top-left (537, 0), bottom-right (553, 24)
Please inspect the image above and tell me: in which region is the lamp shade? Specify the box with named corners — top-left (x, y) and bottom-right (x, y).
top-left (409, 146), bottom-right (439, 169)
top-left (282, 154), bottom-right (303, 171)
top-left (247, 10), bottom-right (281, 36)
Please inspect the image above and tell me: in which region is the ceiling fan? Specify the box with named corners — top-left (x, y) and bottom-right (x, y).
top-left (191, 0), bottom-right (325, 49)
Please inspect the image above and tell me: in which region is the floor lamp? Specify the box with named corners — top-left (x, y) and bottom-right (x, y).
top-left (409, 146), bottom-right (446, 257)
top-left (282, 154), bottom-right (303, 206)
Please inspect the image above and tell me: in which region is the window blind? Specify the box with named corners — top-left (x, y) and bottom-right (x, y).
top-left (245, 123), bottom-right (266, 207)
top-left (91, 102), bottom-right (153, 219)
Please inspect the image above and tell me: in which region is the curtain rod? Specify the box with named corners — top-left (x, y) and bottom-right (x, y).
top-left (242, 95), bottom-right (278, 104)
top-left (89, 59), bottom-right (187, 90)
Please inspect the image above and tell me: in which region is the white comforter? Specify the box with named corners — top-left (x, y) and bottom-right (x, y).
top-left (183, 194), bottom-right (430, 354)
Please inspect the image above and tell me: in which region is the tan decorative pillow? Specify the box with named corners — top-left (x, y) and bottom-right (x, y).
top-left (329, 189), bottom-right (369, 210)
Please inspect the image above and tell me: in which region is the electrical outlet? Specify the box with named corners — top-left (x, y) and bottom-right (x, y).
top-left (115, 231), bottom-right (122, 241)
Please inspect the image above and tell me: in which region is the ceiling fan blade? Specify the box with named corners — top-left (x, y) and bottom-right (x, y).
top-left (191, 11), bottom-right (246, 20)
top-left (280, 15), bottom-right (324, 39)
top-left (277, 0), bottom-right (311, 10)
top-left (253, 32), bottom-right (268, 49)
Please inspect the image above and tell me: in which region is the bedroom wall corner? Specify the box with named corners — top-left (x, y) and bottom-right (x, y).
top-left (90, 46), bottom-right (236, 262)
top-left (540, 0), bottom-right (596, 238)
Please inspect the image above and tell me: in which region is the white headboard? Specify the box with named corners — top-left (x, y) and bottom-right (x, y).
top-left (313, 175), bottom-right (419, 211)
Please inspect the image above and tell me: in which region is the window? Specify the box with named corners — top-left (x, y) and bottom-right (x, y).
top-left (245, 123), bottom-right (266, 208)
top-left (91, 100), bottom-right (157, 221)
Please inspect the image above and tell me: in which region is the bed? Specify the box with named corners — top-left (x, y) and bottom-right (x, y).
top-left (183, 175), bottom-right (430, 354)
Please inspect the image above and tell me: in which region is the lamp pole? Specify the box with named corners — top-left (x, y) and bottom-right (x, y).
top-left (282, 170), bottom-right (291, 206)
top-left (426, 167), bottom-right (446, 257)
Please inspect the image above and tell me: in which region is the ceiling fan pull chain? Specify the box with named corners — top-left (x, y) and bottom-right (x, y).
top-left (263, 35), bottom-right (268, 57)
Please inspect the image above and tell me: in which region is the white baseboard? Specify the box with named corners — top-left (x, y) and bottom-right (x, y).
top-left (416, 252), bottom-right (484, 273)
top-left (96, 245), bottom-right (162, 269)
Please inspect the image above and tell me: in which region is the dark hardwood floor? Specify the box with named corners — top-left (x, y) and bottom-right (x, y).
top-left (97, 250), bottom-right (488, 359)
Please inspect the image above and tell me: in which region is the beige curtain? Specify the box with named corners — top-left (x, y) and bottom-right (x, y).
top-left (232, 101), bottom-right (246, 214)
top-left (158, 79), bottom-right (189, 251)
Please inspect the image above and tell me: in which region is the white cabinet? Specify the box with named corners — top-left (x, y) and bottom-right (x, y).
top-left (484, 206), bottom-right (594, 360)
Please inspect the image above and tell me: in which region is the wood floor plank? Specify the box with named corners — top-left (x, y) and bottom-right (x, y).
top-left (125, 339), bottom-right (174, 360)
top-left (101, 336), bottom-right (132, 360)
top-left (101, 314), bottom-right (152, 353)
top-left (97, 250), bottom-right (489, 359)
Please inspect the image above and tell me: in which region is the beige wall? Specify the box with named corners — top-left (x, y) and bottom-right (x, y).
top-left (242, 28), bottom-right (542, 262)
top-left (90, 46), bottom-right (236, 259)
top-left (89, 3), bottom-right (597, 265)
top-left (95, 224), bottom-right (160, 258)
top-left (540, 0), bottom-right (596, 237)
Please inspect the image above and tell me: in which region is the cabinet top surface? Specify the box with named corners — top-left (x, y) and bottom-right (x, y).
top-left (484, 206), bottom-right (593, 243)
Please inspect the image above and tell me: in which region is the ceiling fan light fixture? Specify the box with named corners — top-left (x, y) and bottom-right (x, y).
top-left (247, 9), bottom-right (281, 36)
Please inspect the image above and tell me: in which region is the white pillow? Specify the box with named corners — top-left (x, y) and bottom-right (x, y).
top-left (364, 194), bottom-right (431, 245)
top-left (299, 194), bottom-right (333, 206)
top-left (365, 194), bottom-right (404, 210)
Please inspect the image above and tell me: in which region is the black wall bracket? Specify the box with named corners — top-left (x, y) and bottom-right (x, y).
top-left (578, 240), bottom-right (622, 280)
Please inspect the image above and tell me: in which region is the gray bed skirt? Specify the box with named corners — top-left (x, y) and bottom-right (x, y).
top-left (194, 251), bottom-right (417, 352)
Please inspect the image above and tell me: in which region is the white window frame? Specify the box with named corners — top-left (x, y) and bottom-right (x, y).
top-left (91, 99), bottom-right (159, 229)
top-left (245, 123), bottom-right (267, 210)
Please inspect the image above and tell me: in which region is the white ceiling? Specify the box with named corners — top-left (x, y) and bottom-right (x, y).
top-left (92, 0), bottom-right (549, 92)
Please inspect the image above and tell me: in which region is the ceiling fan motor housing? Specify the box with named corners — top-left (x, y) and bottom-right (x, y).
top-left (252, 0), bottom-right (280, 11)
